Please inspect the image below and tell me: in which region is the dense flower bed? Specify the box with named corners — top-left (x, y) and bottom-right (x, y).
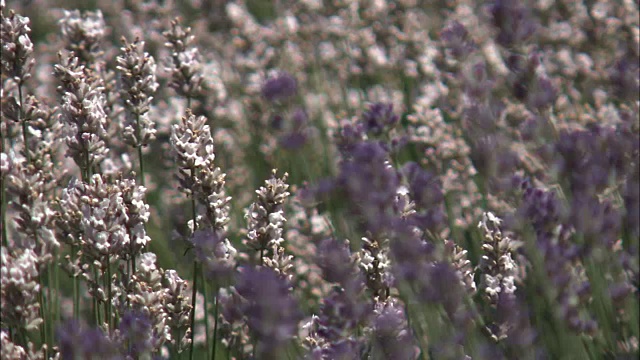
top-left (1, 0), bottom-right (638, 359)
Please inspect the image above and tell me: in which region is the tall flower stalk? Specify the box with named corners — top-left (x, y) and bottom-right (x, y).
top-left (171, 109), bottom-right (232, 359)
top-left (116, 37), bottom-right (158, 188)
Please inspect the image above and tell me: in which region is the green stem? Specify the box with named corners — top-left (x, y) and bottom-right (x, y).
top-left (1, 117), bottom-right (6, 246)
top-left (83, 149), bottom-right (91, 183)
top-left (53, 261), bottom-right (61, 323)
top-left (107, 261), bottom-right (112, 331)
top-left (135, 113), bottom-right (146, 187)
top-left (18, 84), bottom-right (30, 165)
top-left (211, 295), bottom-right (219, 360)
top-left (1, 175), bottom-right (7, 248)
top-left (203, 273), bottom-right (210, 359)
top-left (38, 270), bottom-right (47, 354)
top-left (46, 264), bottom-right (53, 350)
top-left (189, 261), bottom-right (198, 360)
top-left (94, 266), bottom-right (101, 327)
top-left (72, 245), bottom-right (80, 319)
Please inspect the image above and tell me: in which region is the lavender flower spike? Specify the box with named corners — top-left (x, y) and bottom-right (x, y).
top-left (262, 71), bottom-right (298, 102)
top-left (235, 266), bottom-right (303, 358)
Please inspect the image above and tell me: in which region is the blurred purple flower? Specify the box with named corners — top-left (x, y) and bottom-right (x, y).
top-left (362, 103), bottom-right (399, 136)
top-left (402, 162), bottom-right (446, 231)
top-left (316, 289), bottom-right (371, 343)
top-left (609, 56), bottom-right (640, 101)
top-left (468, 134), bottom-right (519, 184)
top-left (569, 196), bottom-right (621, 249)
top-left (335, 121), bottom-right (366, 156)
top-left (189, 228), bottom-right (237, 285)
top-left (623, 164), bottom-right (639, 240)
top-left (118, 310), bottom-right (154, 358)
top-left (270, 113), bottom-right (285, 130)
top-left (527, 76), bottom-right (557, 110)
top-left (554, 125), bottom-right (636, 197)
top-left (509, 185), bottom-right (565, 235)
top-left (462, 61), bottom-right (494, 100)
top-left (316, 237), bottom-right (365, 295)
top-left (323, 339), bottom-right (363, 360)
top-left (371, 300), bottom-right (418, 360)
top-left (336, 141), bottom-right (400, 235)
top-left (262, 71), bottom-right (298, 102)
top-left (440, 20), bottom-right (477, 59)
top-left (56, 320), bottom-right (121, 360)
top-left (279, 131), bottom-right (308, 150)
top-left (493, 293), bottom-right (538, 350)
top-left (235, 266), bottom-right (303, 358)
top-left (488, 0), bottom-right (538, 48)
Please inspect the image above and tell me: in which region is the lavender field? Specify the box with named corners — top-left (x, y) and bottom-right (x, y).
top-left (1, 0), bottom-right (638, 359)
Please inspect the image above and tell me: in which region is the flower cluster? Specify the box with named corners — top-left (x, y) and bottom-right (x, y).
top-left (1, 1), bottom-right (638, 359)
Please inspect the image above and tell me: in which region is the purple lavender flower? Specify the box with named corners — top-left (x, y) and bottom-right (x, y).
top-left (262, 71), bottom-right (298, 102)
top-left (508, 185), bottom-right (565, 236)
top-left (527, 76), bottom-right (557, 110)
top-left (335, 121), bottom-right (366, 156)
top-left (554, 125), bottom-right (637, 199)
top-left (370, 300), bottom-right (418, 360)
top-left (336, 141), bottom-right (400, 235)
top-left (316, 237), bottom-right (364, 295)
top-left (317, 289), bottom-right (371, 342)
top-left (321, 340), bottom-right (363, 360)
top-left (569, 196), bottom-right (621, 249)
top-left (189, 228), bottom-right (237, 285)
top-left (488, 0), bottom-right (538, 48)
top-left (278, 107), bottom-right (310, 150)
top-left (118, 310), bottom-right (154, 358)
top-left (235, 266), bottom-right (303, 358)
top-left (462, 61), bottom-right (495, 100)
top-left (56, 320), bottom-right (121, 360)
top-left (492, 292), bottom-right (538, 351)
top-left (402, 162), bottom-right (446, 232)
top-left (623, 164), bottom-right (639, 241)
top-left (279, 131), bottom-right (308, 150)
top-left (609, 56), bottom-right (640, 101)
top-left (469, 134), bottom-right (519, 186)
top-left (440, 20), bottom-right (477, 60)
top-left (362, 103), bottom-right (399, 136)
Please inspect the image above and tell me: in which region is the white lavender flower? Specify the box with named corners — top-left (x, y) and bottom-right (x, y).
top-left (117, 37), bottom-right (158, 148)
top-left (4, 151), bottom-right (59, 265)
top-left (171, 110), bottom-right (215, 172)
top-left (163, 18), bottom-right (204, 101)
top-left (54, 53), bottom-right (109, 174)
top-left (59, 174), bottom-right (131, 260)
top-left (358, 236), bottom-right (393, 301)
top-left (478, 211), bottom-right (519, 304)
top-left (59, 9), bottom-right (106, 63)
top-left (0, 330), bottom-right (27, 359)
top-left (0, 7), bottom-right (34, 83)
top-left (444, 239), bottom-right (477, 296)
top-left (0, 247), bottom-right (43, 331)
top-left (244, 170), bottom-right (293, 277)
top-left (118, 178), bottom-right (151, 257)
top-left (171, 110), bottom-right (231, 230)
top-left (124, 252), bottom-right (172, 352)
top-left (162, 269), bottom-right (192, 353)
